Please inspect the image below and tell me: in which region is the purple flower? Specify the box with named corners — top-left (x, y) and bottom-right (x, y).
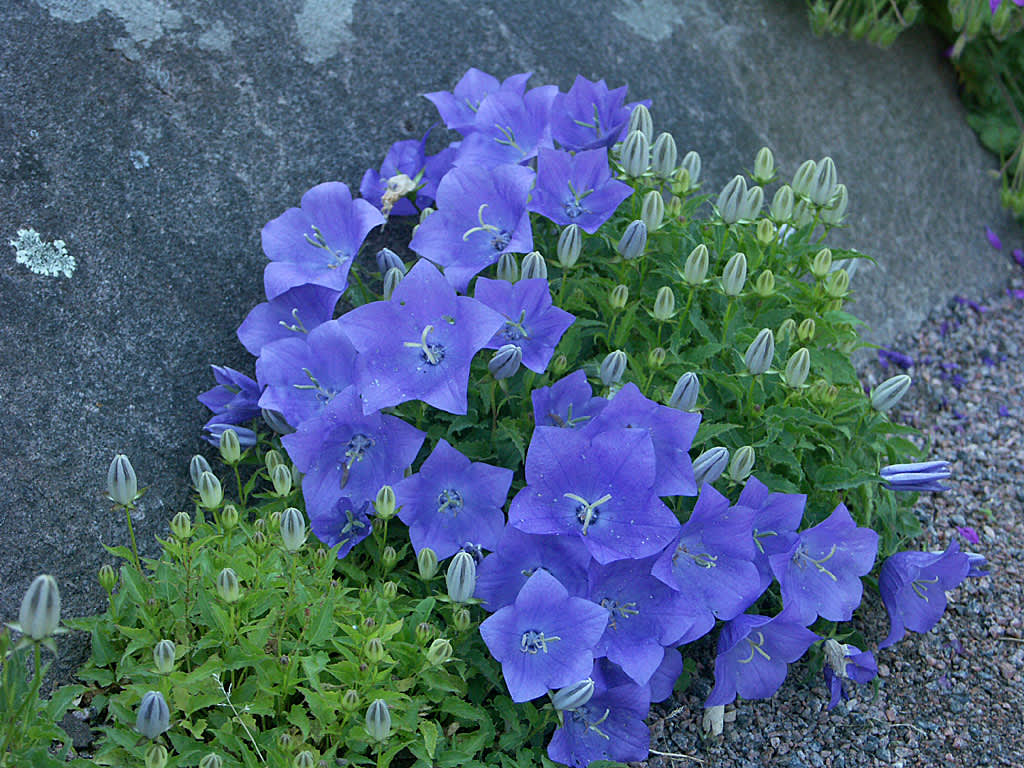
top-left (335, 260), bottom-right (505, 415)
top-left (475, 526), bottom-right (591, 611)
top-left (1008, 288), bottom-right (1024, 300)
top-left (359, 133), bottom-right (429, 217)
top-left (203, 423), bottom-right (257, 448)
top-left (282, 387), bottom-right (425, 516)
top-left (878, 540), bottom-right (977, 649)
top-left (454, 86), bottom-right (558, 168)
top-left (652, 486), bottom-right (761, 626)
top-left (479, 569), bottom-right (608, 702)
top-left (474, 277), bottom-right (574, 373)
top-left (649, 647), bottom-right (683, 703)
top-left (394, 439), bottom-right (513, 560)
top-left (198, 366), bottom-right (261, 426)
top-left (822, 639), bottom-right (877, 710)
top-left (738, 476), bottom-right (806, 594)
top-left (310, 497), bottom-right (373, 559)
top-left (768, 504), bottom-right (878, 625)
top-left (550, 75), bottom-right (634, 151)
top-left (236, 284), bottom-right (341, 357)
top-left (582, 382), bottom-right (701, 497)
top-left (1013, 248), bottom-right (1024, 269)
top-left (704, 612), bottom-right (819, 707)
top-left (424, 69), bottom-right (532, 134)
top-left (528, 148), bottom-right (634, 233)
top-left (881, 460), bottom-right (951, 492)
top-left (530, 369), bottom-right (608, 429)
top-left (419, 145), bottom-right (457, 206)
top-left (509, 427), bottom-right (680, 564)
top-left (953, 295), bottom-right (989, 313)
top-left (261, 182), bottom-right (384, 299)
top-left (985, 225), bottom-right (1002, 249)
top-left (410, 164), bottom-right (535, 292)
top-left (877, 348), bottom-right (914, 370)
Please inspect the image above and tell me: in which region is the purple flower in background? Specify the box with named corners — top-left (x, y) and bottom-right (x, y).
top-left (652, 486), bottom-right (761, 626)
top-left (550, 75), bottom-right (634, 151)
top-left (394, 439), bottom-right (513, 559)
top-left (509, 427), bottom-right (680, 564)
top-left (954, 295), bottom-right (989, 313)
top-left (359, 133), bottom-right (429, 217)
top-left (198, 366), bottom-right (261, 427)
top-left (877, 348), bottom-right (914, 371)
top-left (418, 145), bottom-right (457, 206)
top-left (203, 423), bottom-right (257, 448)
top-left (583, 382), bottom-right (701, 498)
top-left (528, 148), bottom-right (634, 232)
top-left (476, 526), bottom-right (591, 611)
top-left (410, 163), bottom-right (535, 292)
top-left (822, 639), bottom-right (877, 710)
top-left (310, 496), bottom-right (373, 559)
top-left (881, 460), bottom-right (951, 492)
top-left (479, 569), bottom-right (608, 702)
top-left (769, 504), bottom-right (878, 625)
top-left (531, 369), bottom-right (608, 429)
top-left (738, 476), bottom-right (806, 594)
top-left (282, 387), bottom-right (425, 516)
top-left (704, 612), bottom-right (819, 707)
top-left (236, 284), bottom-right (341, 357)
top-left (878, 540), bottom-right (978, 649)
top-left (474, 277), bottom-right (575, 373)
top-left (261, 182), bottom-right (384, 299)
top-left (336, 260), bottom-right (505, 414)
top-left (424, 68), bottom-right (532, 134)
top-left (985, 225), bottom-right (1002, 249)
top-left (454, 86), bottom-right (558, 167)
top-left (1013, 248), bottom-right (1024, 268)
top-left (1008, 288), bottom-right (1024, 300)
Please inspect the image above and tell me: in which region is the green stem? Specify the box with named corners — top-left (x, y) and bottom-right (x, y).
top-left (234, 465), bottom-right (245, 508)
top-left (123, 504), bottom-right (143, 574)
top-left (721, 298), bottom-right (736, 344)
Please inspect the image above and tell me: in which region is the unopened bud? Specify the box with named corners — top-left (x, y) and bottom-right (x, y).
top-left (693, 447), bottom-right (729, 488)
top-left (374, 485), bottom-right (397, 520)
top-left (809, 156), bottom-right (838, 206)
top-left (488, 344), bottom-right (523, 380)
top-left (557, 224), bottom-right (583, 268)
top-left (382, 580), bottom-right (398, 599)
top-left (617, 220), bottom-right (647, 260)
top-left (683, 244), bottom-right (709, 285)
top-left (810, 380), bottom-right (839, 405)
top-left (426, 638), bottom-right (454, 666)
top-left (314, 547), bottom-right (328, 566)
top-left (375, 247), bottom-right (405, 275)
top-left (216, 567), bottom-right (241, 604)
top-left (365, 637), bottom-right (386, 663)
top-left (365, 699), bottom-right (391, 742)
top-left (667, 195), bottom-right (682, 219)
top-left (383, 266), bottom-right (403, 300)
top-left (628, 104), bottom-right (653, 142)
top-left (785, 348), bottom-right (811, 388)
top-left (669, 372), bottom-right (700, 411)
top-left (136, 691), bottom-right (170, 740)
top-left (419, 207), bottom-right (435, 223)
top-left (190, 454), bottom-right (212, 490)
top-left (770, 185), bottom-right (795, 222)
top-left (252, 530), bottom-right (268, 553)
top-left (521, 250), bottom-right (548, 280)
top-left (641, 190), bottom-right (665, 231)
top-left (280, 507), bottom-right (307, 552)
top-left (744, 328), bottom-right (775, 375)
top-left (170, 511), bottom-right (192, 540)
top-left (754, 270), bottom-right (775, 297)
top-left (792, 198), bottom-right (815, 227)
top-left (824, 269), bottom-right (849, 298)
top-left (417, 548), bottom-right (439, 580)
top-left (219, 428), bottom-right (241, 464)
top-left (871, 374), bottom-right (912, 412)
top-left (145, 743), bottom-right (169, 768)
top-left (341, 690), bottom-right (360, 712)
top-left (107, 454), bottom-right (138, 506)
top-left (776, 317), bottom-right (797, 343)
top-left (271, 463), bottom-right (293, 497)
top-left (380, 546), bottom-right (399, 571)
top-left (822, 183), bottom-right (848, 225)
top-left (199, 756), bottom-right (223, 768)
top-left (680, 150), bottom-right (701, 188)
top-left (811, 248), bottom-right (832, 279)
top-left (551, 354), bottom-right (569, 375)
top-left (497, 252), bottom-right (519, 282)
top-left (648, 347), bottom-right (667, 369)
top-left (264, 449), bottom-right (284, 473)
top-left (609, 284), bottom-right (629, 310)
top-left (791, 159), bottom-right (817, 199)
top-left (19, 574), bottom-right (60, 640)
top-left (198, 471), bottom-right (223, 509)
top-left (415, 622), bottom-right (436, 644)
top-left (651, 132), bottom-right (678, 177)
top-left (740, 185), bottom-right (763, 221)
top-left (152, 639), bottom-right (176, 674)
top-left (453, 607), bottom-right (472, 632)
top-left (293, 751), bottom-right (315, 768)
top-left (728, 446), bottom-right (756, 483)
top-left (653, 286), bottom-right (675, 321)
top-left (756, 218), bottom-right (776, 244)
top-left (716, 175), bottom-right (748, 224)
top-left (753, 146), bottom-right (775, 184)
top-left (619, 130), bottom-right (650, 177)
top-left (220, 503), bottom-right (239, 530)
top-left (551, 678), bottom-right (595, 711)
top-left (722, 252), bottom-right (747, 296)
top-left (446, 551), bottom-right (477, 603)
top-left (599, 350), bottom-right (627, 386)
top-left (798, 318), bottom-right (816, 343)
top-left (98, 564), bottom-right (118, 592)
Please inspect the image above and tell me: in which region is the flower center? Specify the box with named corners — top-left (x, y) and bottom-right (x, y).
top-left (792, 543), bottom-right (838, 581)
top-left (501, 311), bottom-right (529, 342)
top-left (462, 203), bottom-right (512, 252)
top-left (564, 492), bottom-right (612, 535)
top-left (673, 544), bottom-right (718, 569)
top-left (568, 704), bottom-right (611, 739)
top-left (339, 433), bottom-right (375, 489)
top-left (911, 575), bottom-right (940, 601)
top-left (403, 325), bottom-right (446, 366)
top-left (737, 631), bottom-right (772, 664)
top-left (304, 225), bottom-right (348, 268)
top-left (520, 629), bottom-right (560, 654)
top-left (599, 597), bottom-right (639, 630)
top-left (436, 489), bottom-right (464, 515)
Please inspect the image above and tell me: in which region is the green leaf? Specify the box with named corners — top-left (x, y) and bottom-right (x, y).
top-left (813, 465), bottom-right (878, 491)
top-left (419, 719), bottom-right (439, 759)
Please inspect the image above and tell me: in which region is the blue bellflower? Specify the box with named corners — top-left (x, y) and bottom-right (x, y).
top-left (528, 148), bottom-right (634, 233)
top-left (549, 75), bottom-right (635, 151)
top-left (737, 476), bottom-right (806, 594)
top-left (424, 68), bottom-right (533, 135)
top-left (822, 639), bottom-right (878, 710)
top-left (454, 86), bottom-right (558, 168)
top-left (310, 496), bottom-right (374, 559)
top-left (881, 460), bottom-right (951, 492)
top-left (236, 283), bottom-right (341, 357)
top-left (359, 133), bottom-right (429, 217)
top-left (530, 369), bottom-right (608, 430)
top-left (198, 365), bottom-right (261, 435)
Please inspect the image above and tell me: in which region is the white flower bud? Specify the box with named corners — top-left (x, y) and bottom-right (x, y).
top-left (744, 328), bottom-right (776, 375)
top-left (809, 156), bottom-right (838, 206)
top-left (383, 266), bottom-right (404, 300)
top-left (189, 454), bottom-right (212, 490)
top-left (653, 286), bottom-right (676, 321)
top-left (18, 574), bottom-right (60, 640)
top-left (199, 754), bottom-right (224, 768)
top-left (824, 268), bottom-right (850, 298)
top-left (740, 185), bottom-right (763, 221)
top-left (107, 454), bottom-right (138, 506)
top-left (791, 159), bottom-right (817, 199)
top-left (215, 567), bottom-right (241, 604)
top-left (693, 447), bottom-right (729, 488)
top-left (557, 224), bottom-right (583, 268)
top-left (770, 185), bottom-right (795, 222)
top-left (599, 350), bottom-right (628, 386)
top-left (417, 547), bottom-right (439, 580)
top-left (641, 190), bottom-right (664, 232)
top-left (271, 463), bottom-right (292, 496)
top-left (617, 220), bottom-right (647, 260)
top-left (811, 248), bottom-right (832, 279)
top-left (197, 470), bottom-right (223, 510)
top-left (680, 150), bottom-right (701, 186)
top-left (669, 372), bottom-right (700, 411)
top-left (871, 374), bottom-right (912, 412)
top-left (153, 639), bottom-right (176, 674)
top-left (753, 146), bottom-right (775, 184)
top-left (446, 551), bottom-right (477, 603)
top-left (497, 252), bottom-right (519, 282)
top-left (609, 284), bottom-right (629, 310)
top-left (784, 348), bottom-right (811, 388)
top-left (619, 130), bottom-right (650, 177)
top-left (551, 678), bottom-right (595, 711)
top-left (683, 244), bottom-right (709, 286)
top-left (651, 132), bottom-right (678, 177)
top-left (716, 175), bottom-right (748, 224)
top-left (218, 428), bottom-right (240, 464)
top-left (822, 183), bottom-right (849, 225)
top-left (627, 103), bottom-right (653, 142)
top-left (521, 250), bottom-right (548, 280)
top-left (145, 743), bottom-right (169, 768)
top-left (280, 507), bottom-right (307, 552)
top-left (728, 446), bottom-right (756, 483)
top-left (722, 252), bottom-right (747, 296)
top-left (365, 699), bottom-right (391, 742)
top-left (136, 691), bottom-right (170, 740)
top-left (798, 318), bottom-right (816, 343)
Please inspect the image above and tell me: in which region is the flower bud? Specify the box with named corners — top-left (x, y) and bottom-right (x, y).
top-left (776, 317), bottom-right (797, 343)
top-left (557, 224), bottom-right (583, 268)
top-left (190, 454), bottom-right (212, 490)
top-left (599, 350), bottom-right (627, 387)
top-left (446, 551), bottom-right (477, 603)
top-left (744, 328), bottom-right (775, 375)
top-left (271, 463), bottom-right (293, 497)
top-left (381, 580), bottom-right (398, 599)
top-left (811, 248), bottom-right (832, 279)
top-left (648, 347), bottom-right (666, 369)
top-left (651, 132), bottom-right (678, 177)
top-left (265, 449), bottom-right (284, 473)
top-left (792, 198), bottom-right (815, 227)
top-left (365, 699), bottom-right (391, 742)
top-left (107, 454), bottom-right (138, 506)
top-left (19, 574), bottom-right (60, 640)
top-left (497, 252), bottom-right (519, 282)
top-left (798, 318), bottom-right (816, 343)
top-left (252, 530), bottom-right (268, 553)
top-left (672, 167), bottom-right (692, 195)
top-left (791, 159), bottom-right (817, 199)
top-left (199, 756), bottom-right (224, 768)
top-left (552, 354), bottom-right (569, 375)
top-left (370, 486), bottom-right (396, 521)
top-left (756, 218), bottom-right (776, 245)
top-left (170, 511), bottom-right (192, 540)
top-left (810, 380), bottom-right (839, 405)
top-left (753, 270), bottom-right (775, 297)
top-left (314, 547), bottom-right (329, 566)
top-left (341, 690), bottom-right (360, 712)
top-left (218, 428), bottom-right (241, 464)
top-left (375, 547), bottom-right (396, 574)
top-left (153, 639), bottom-right (176, 674)
top-left (822, 183), bottom-right (848, 225)
top-left (280, 507), bottom-right (307, 552)
top-left (365, 637), bottom-right (386, 663)
top-left (627, 104), bottom-right (653, 143)
top-left (784, 348), bottom-right (811, 388)
top-left (728, 445), bottom-right (755, 483)
top-left (415, 622), bottom-right (436, 644)
top-left (870, 374), bottom-right (912, 412)
top-left (146, 743), bottom-right (169, 768)
top-left (641, 190), bottom-right (664, 232)
top-left (220, 503), bottom-right (239, 530)
top-left (136, 691), bottom-right (170, 740)
top-left (197, 471), bottom-right (223, 510)
top-left (426, 638), bottom-right (454, 666)
top-left (216, 567), bottom-right (241, 604)
top-left (521, 250), bottom-right (548, 280)
top-left (98, 564), bottom-right (118, 592)
top-left (619, 130), bottom-right (650, 177)
top-left (740, 185), bottom-right (763, 221)
top-left (488, 344), bottom-right (523, 380)
top-left (419, 207), bottom-right (435, 223)
top-left (681, 150), bottom-right (701, 187)
top-left (382, 266), bottom-right (404, 300)
top-left (453, 607), bottom-right (472, 632)
top-left (417, 547), bottom-right (439, 580)
top-left (653, 286), bottom-right (675, 321)
top-left (666, 195), bottom-right (682, 219)
top-left (824, 268), bottom-right (849, 298)
top-left (770, 185), bottom-right (795, 222)
top-left (753, 146), bottom-right (775, 184)
top-left (722, 252), bottom-right (747, 296)
top-left (683, 244), bottom-right (709, 286)
top-left (293, 751), bottom-right (315, 768)
top-left (809, 156), bottom-right (838, 206)
top-left (693, 446), bottom-right (729, 488)
top-left (551, 678), bottom-right (595, 711)
top-left (609, 284), bottom-right (629, 310)
top-left (262, 407), bottom-right (294, 435)
top-left (375, 247), bottom-right (405, 275)
top-left (716, 175), bottom-right (748, 224)
top-left (668, 372), bottom-right (700, 411)
top-left (617, 220), bottom-right (647, 260)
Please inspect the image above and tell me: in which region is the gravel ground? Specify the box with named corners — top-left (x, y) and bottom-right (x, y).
top-left (647, 267), bottom-right (1024, 768)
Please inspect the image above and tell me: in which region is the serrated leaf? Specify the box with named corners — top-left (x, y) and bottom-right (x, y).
top-left (813, 465), bottom-right (877, 491)
top-left (419, 719), bottom-right (439, 759)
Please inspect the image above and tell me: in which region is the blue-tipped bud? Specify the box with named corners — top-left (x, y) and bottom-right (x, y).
top-left (716, 175), bottom-right (748, 224)
top-left (18, 574), bottom-right (60, 640)
top-left (365, 699), bottom-right (391, 742)
top-left (791, 159), bottom-right (817, 198)
top-left (218, 428), bottom-right (241, 464)
top-left (488, 344), bottom-right (523, 380)
top-left (135, 691), bottom-right (170, 740)
top-left (809, 156), bottom-right (838, 206)
top-left (728, 446), bottom-right (756, 483)
top-left (870, 374), bottom-right (912, 412)
top-left (197, 471), bottom-right (223, 510)
top-left (599, 350), bottom-right (628, 386)
top-left (641, 190), bottom-right (665, 232)
top-left (669, 372), bottom-right (700, 411)
top-left (683, 244), bottom-right (709, 286)
top-left (753, 146), bottom-right (775, 184)
top-left (880, 460), bottom-right (951, 492)
top-left (693, 446), bottom-right (730, 488)
top-left (280, 507), bottom-right (307, 552)
top-left (557, 224), bottom-right (583, 268)
top-left (521, 250), bottom-right (548, 280)
top-left (619, 130), bottom-right (650, 177)
top-left (383, 266), bottom-right (403, 300)
top-left (153, 639), bottom-right (176, 674)
top-left (215, 567), bottom-right (241, 604)
top-left (189, 454), bottom-right (211, 490)
top-left (651, 132), bottom-right (678, 178)
top-left (617, 220), bottom-right (647, 260)
top-left (784, 348), bottom-right (811, 388)
top-left (107, 454), bottom-right (138, 506)
top-left (770, 185), bottom-right (795, 222)
top-left (551, 678), bottom-right (595, 711)
top-left (417, 547), bottom-right (439, 580)
top-left (375, 247), bottom-right (405, 275)
top-left (744, 328), bottom-right (776, 375)
top-left (653, 286), bottom-right (675, 321)
top-left (627, 103), bottom-right (653, 142)
top-left (497, 252), bottom-right (519, 282)
top-left (722, 252), bottom-right (747, 296)
top-left (446, 551), bottom-right (477, 603)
